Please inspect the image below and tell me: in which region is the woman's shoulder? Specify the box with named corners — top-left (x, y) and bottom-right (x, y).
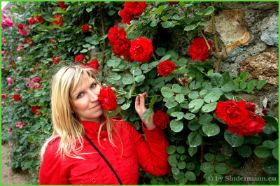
top-left (43, 136), bottom-right (61, 156)
top-left (111, 117), bottom-right (137, 132)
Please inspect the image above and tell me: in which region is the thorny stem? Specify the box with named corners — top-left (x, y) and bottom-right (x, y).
top-left (211, 2), bottom-right (222, 73)
top-left (99, 6), bottom-right (106, 82)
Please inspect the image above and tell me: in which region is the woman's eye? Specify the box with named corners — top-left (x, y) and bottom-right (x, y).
top-left (77, 92), bottom-right (84, 99)
top-left (90, 83), bottom-right (97, 89)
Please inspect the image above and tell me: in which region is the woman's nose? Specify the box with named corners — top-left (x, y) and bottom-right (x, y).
top-left (88, 90), bottom-right (98, 101)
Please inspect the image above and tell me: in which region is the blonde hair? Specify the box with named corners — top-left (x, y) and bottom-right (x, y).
top-left (40, 65), bottom-right (116, 159)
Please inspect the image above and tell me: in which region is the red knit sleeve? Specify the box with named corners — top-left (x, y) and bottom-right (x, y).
top-left (124, 121), bottom-right (170, 176)
top-left (38, 138), bottom-right (68, 184)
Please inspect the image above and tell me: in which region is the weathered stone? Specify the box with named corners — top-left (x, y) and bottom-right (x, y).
top-left (205, 9), bottom-right (251, 55)
top-left (240, 51), bottom-right (278, 85)
top-left (223, 2), bottom-right (277, 10)
top-left (260, 13), bottom-right (278, 46)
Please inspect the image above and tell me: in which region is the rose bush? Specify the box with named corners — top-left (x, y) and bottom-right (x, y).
top-left (2, 1), bottom-right (278, 184)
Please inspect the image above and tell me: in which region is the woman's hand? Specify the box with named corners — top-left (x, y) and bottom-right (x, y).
top-left (135, 92), bottom-right (156, 130)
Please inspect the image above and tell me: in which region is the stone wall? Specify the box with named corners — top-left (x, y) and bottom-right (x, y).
top-left (211, 2), bottom-right (278, 116)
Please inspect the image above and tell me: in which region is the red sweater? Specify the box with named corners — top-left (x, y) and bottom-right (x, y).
top-left (39, 118), bottom-right (170, 184)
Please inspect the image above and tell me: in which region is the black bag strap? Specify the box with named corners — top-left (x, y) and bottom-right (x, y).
top-left (84, 134), bottom-right (123, 185)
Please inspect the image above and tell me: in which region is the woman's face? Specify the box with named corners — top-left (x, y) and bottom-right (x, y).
top-left (70, 74), bottom-right (103, 122)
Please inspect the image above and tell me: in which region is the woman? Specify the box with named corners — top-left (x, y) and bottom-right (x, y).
top-left (39, 65), bottom-right (170, 184)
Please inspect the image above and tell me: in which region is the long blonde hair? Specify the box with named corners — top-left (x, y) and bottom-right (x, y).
top-left (40, 65), bottom-right (116, 159)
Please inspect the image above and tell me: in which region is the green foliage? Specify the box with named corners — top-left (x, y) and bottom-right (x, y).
top-left (2, 1), bottom-right (278, 185)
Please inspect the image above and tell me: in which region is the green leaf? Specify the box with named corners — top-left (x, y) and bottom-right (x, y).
top-left (184, 23), bottom-right (198, 31)
top-left (204, 88), bottom-right (223, 103)
top-left (247, 80), bottom-right (257, 92)
top-left (172, 84), bottom-right (182, 93)
top-left (121, 102), bottom-right (131, 110)
top-left (198, 114), bottom-right (213, 125)
top-left (256, 80), bottom-right (266, 90)
top-left (201, 102), bottom-right (217, 113)
top-left (200, 162), bottom-right (214, 174)
top-left (188, 147), bottom-right (197, 157)
top-left (215, 163), bottom-right (229, 174)
top-left (204, 153), bottom-right (215, 161)
top-left (107, 59), bottom-right (120, 68)
top-left (80, 49), bottom-right (88, 53)
top-left (160, 54), bottom-right (171, 61)
top-left (199, 89), bottom-right (208, 97)
top-left (107, 73), bottom-right (121, 81)
top-left (168, 154), bottom-right (178, 166)
top-left (254, 146), bottom-right (271, 158)
top-left (263, 116), bottom-right (278, 134)
top-left (161, 21), bottom-right (177, 28)
top-left (184, 113), bottom-right (196, 120)
top-left (135, 75), bottom-right (145, 83)
top-left (221, 81), bottom-right (235, 92)
top-left (224, 130), bottom-right (244, 147)
top-left (185, 171), bottom-right (196, 181)
top-left (239, 71), bottom-right (249, 81)
top-left (167, 145), bottom-right (176, 155)
top-left (262, 140), bottom-right (277, 149)
top-left (196, 6), bottom-right (215, 16)
top-left (188, 99), bottom-right (204, 113)
top-left (165, 100), bottom-right (178, 109)
top-left (122, 74), bottom-right (134, 85)
top-left (188, 132), bottom-right (202, 147)
top-left (171, 112), bottom-right (184, 121)
top-left (202, 123), bottom-right (220, 137)
top-left (161, 87), bottom-right (173, 98)
top-left (272, 148), bottom-right (278, 160)
top-left (187, 120), bottom-right (200, 131)
top-left (130, 67), bottom-right (142, 76)
top-left (155, 47), bottom-right (166, 56)
top-left (177, 146), bottom-right (186, 154)
top-left (175, 94), bottom-right (184, 103)
top-left (188, 91), bottom-right (199, 99)
top-left (189, 80), bottom-right (201, 90)
top-left (171, 167), bottom-right (180, 175)
top-left (170, 120), bottom-right (184, 132)
top-left (154, 5), bottom-right (164, 15)
top-left (178, 161), bottom-right (186, 169)
top-left (236, 145), bottom-right (252, 158)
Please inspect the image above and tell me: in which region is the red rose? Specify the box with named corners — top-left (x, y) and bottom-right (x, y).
top-left (53, 14), bottom-right (63, 27)
top-left (31, 106), bottom-right (40, 115)
top-left (24, 37), bottom-right (33, 46)
top-left (85, 58), bottom-right (99, 71)
top-left (153, 110), bottom-right (170, 129)
top-left (130, 37), bottom-right (153, 63)
top-left (98, 86), bottom-right (117, 111)
top-left (28, 77), bottom-right (42, 89)
top-left (82, 24), bottom-right (90, 32)
top-left (108, 26), bottom-right (128, 46)
top-left (28, 17), bottom-right (36, 25)
top-left (13, 94), bottom-right (21, 102)
top-left (215, 100), bottom-right (249, 126)
top-left (35, 15), bottom-right (44, 23)
top-left (241, 116), bottom-right (265, 136)
top-left (74, 54), bottom-right (85, 63)
top-left (18, 23), bottom-right (24, 29)
top-left (58, 1), bottom-right (67, 9)
top-left (108, 25), bottom-right (131, 60)
top-left (2, 94), bottom-right (7, 99)
top-left (52, 56), bottom-right (60, 64)
top-left (188, 37), bottom-right (209, 61)
top-left (119, 2), bottom-right (147, 24)
top-left (246, 102), bottom-right (256, 112)
top-left (119, 9), bottom-right (134, 24)
top-left (157, 60), bottom-right (176, 76)
top-left (112, 41), bottom-right (131, 60)
top-left (49, 38), bottom-right (56, 43)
